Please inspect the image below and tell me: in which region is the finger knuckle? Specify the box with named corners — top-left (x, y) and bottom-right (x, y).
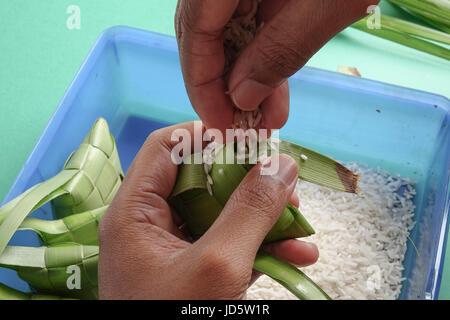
top-left (123, 191), bottom-right (166, 219)
top-left (254, 29), bottom-right (308, 84)
top-left (174, 0), bottom-right (184, 38)
top-left (200, 250), bottom-right (228, 271)
top-left (129, 177), bottom-right (162, 202)
top-left (143, 128), bottom-right (173, 156)
top-left (146, 128), bottom-right (166, 145)
top-left (198, 249), bottom-right (242, 283)
top-left (236, 178), bottom-right (279, 218)
top-left (175, 0), bottom-right (199, 37)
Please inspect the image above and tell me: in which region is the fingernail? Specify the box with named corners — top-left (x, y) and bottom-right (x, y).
top-left (230, 79), bottom-right (274, 111)
top-left (261, 155), bottom-right (297, 186)
top-left (302, 241), bottom-right (318, 252)
top-left (277, 155), bottom-right (298, 186)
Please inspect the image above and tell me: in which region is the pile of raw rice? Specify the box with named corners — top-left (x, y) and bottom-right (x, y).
top-left (247, 163), bottom-right (416, 300)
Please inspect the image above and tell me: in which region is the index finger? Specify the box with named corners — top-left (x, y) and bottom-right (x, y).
top-left (176, 0), bottom-right (239, 132)
top-left (104, 121), bottom-right (204, 237)
top-left (121, 121), bottom-right (205, 202)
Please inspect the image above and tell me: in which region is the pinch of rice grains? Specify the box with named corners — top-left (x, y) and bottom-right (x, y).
top-left (224, 0), bottom-right (264, 130)
top-left (253, 110), bottom-right (262, 127)
top-left (203, 163), bottom-right (211, 175)
top-left (206, 174), bottom-right (214, 186)
top-left (202, 141), bottom-right (225, 195)
top-left (206, 181), bottom-right (213, 196)
top-left (203, 0), bottom-right (263, 194)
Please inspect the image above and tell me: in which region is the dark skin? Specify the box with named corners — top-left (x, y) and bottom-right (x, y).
top-left (98, 1), bottom-right (379, 299)
top-left (175, 0), bottom-right (379, 133)
top-left (99, 122), bottom-right (318, 299)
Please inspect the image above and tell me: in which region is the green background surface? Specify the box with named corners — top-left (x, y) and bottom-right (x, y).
top-left (0, 0), bottom-right (449, 299)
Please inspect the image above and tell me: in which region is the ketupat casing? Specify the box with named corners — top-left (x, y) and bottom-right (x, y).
top-left (0, 244), bottom-right (99, 300)
top-left (51, 118), bottom-right (124, 219)
top-left (0, 282), bottom-right (74, 300)
top-left (0, 118), bottom-right (123, 256)
top-left (170, 140), bottom-right (359, 242)
top-left (19, 206), bottom-right (107, 246)
top-left (0, 119), bottom-right (118, 299)
top-left (169, 139), bottom-right (358, 300)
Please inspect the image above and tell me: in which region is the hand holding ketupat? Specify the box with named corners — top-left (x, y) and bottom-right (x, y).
top-left (98, 122), bottom-right (321, 299)
top-left (0, 119), bottom-right (358, 300)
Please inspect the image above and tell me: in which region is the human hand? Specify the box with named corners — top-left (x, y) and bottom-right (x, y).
top-left (98, 122), bottom-right (318, 299)
top-left (175, 0), bottom-right (379, 133)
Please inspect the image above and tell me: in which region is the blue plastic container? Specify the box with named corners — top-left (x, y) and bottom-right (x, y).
top-left (1, 26), bottom-right (449, 300)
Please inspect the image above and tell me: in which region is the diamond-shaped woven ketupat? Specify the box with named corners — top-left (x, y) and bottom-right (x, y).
top-left (0, 244), bottom-right (99, 299)
top-left (52, 118), bottom-right (124, 219)
top-left (0, 118), bottom-right (123, 256)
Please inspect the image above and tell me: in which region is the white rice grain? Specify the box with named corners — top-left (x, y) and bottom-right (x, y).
top-left (247, 163), bottom-right (416, 300)
top-left (224, 0), bottom-right (264, 130)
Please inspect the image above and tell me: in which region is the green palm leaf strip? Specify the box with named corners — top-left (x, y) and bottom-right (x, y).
top-left (375, 15), bottom-right (450, 45)
top-left (18, 206), bottom-right (107, 246)
top-left (0, 171), bottom-right (76, 256)
top-left (0, 118), bottom-right (123, 256)
top-left (387, 0), bottom-right (450, 29)
top-left (277, 140), bottom-right (359, 193)
top-left (352, 15), bottom-right (450, 61)
top-left (170, 139), bottom-right (359, 299)
top-left (254, 251), bottom-right (330, 300)
top-left (409, 11), bottom-right (450, 34)
top-left (0, 244), bottom-right (98, 299)
top-left (0, 282), bottom-right (75, 300)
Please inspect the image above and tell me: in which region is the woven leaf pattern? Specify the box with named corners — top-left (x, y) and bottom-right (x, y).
top-left (52, 119), bottom-right (123, 219)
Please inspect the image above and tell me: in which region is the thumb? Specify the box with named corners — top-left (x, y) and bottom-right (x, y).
top-left (196, 154), bottom-right (298, 261)
top-left (228, 0), bottom-right (376, 110)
